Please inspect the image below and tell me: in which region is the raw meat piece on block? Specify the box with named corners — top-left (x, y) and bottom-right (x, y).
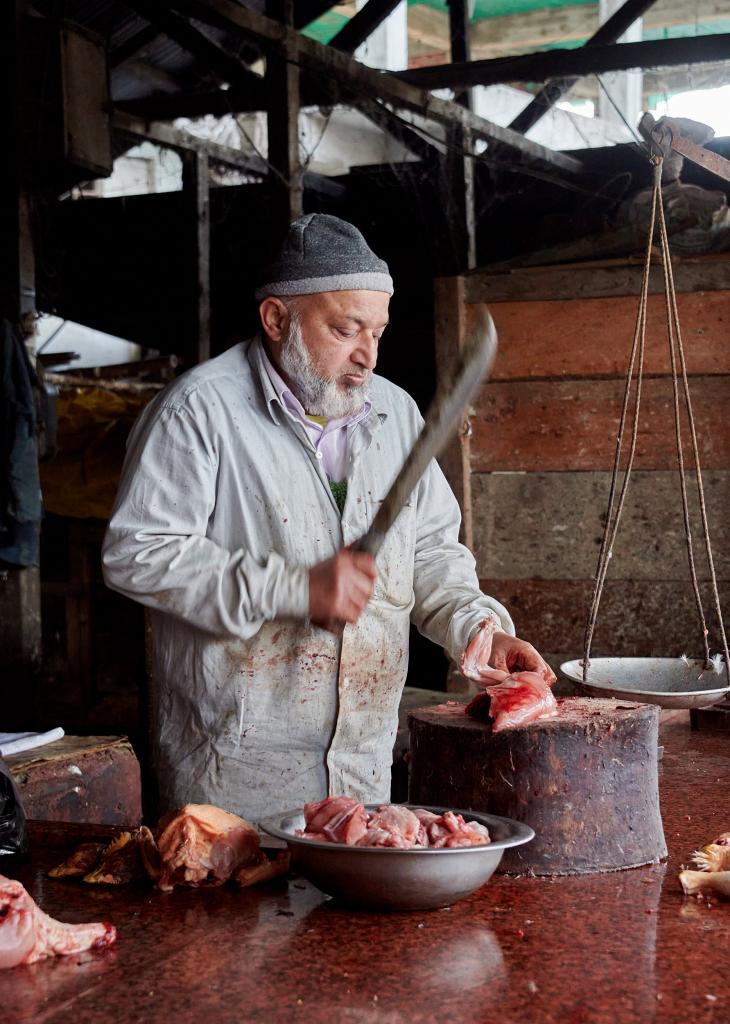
top-left (466, 671), bottom-right (558, 731)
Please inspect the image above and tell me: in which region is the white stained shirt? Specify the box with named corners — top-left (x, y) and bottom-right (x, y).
top-left (102, 336), bottom-right (514, 824)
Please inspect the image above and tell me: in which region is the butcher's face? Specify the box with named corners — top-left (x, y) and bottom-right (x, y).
top-left (262, 290), bottom-right (390, 418)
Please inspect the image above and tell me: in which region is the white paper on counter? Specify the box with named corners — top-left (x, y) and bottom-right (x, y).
top-left (0, 728), bottom-right (65, 758)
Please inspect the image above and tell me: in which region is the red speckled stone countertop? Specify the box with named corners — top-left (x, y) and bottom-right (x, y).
top-left (3, 718), bottom-right (730, 1024)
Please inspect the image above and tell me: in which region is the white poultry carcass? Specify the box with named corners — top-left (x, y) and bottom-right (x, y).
top-left (0, 874), bottom-right (116, 969)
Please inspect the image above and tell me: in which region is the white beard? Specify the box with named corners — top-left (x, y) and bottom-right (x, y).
top-left (279, 313), bottom-right (371, 418)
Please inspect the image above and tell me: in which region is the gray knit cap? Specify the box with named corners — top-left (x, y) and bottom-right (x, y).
top-left (254, 214), bottom-right (393, 301)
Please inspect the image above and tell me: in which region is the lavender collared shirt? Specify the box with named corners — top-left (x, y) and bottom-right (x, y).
top-left (260, 344), bottom-right (372, 482)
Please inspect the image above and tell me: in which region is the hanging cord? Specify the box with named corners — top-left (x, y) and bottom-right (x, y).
top-left (583, 157), bottom-right (729, 684)
top-left (656, 184), bottom-right (710, 667)
top-left (655, 178), bottom-right (730, 682)
top-left (582, 159), bottom-right (660, 680)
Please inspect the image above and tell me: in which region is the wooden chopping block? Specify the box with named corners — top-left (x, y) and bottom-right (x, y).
top-left (5, 735), bottom-right (142, 826)
top-left (408, 697), bottom-right (667, 875)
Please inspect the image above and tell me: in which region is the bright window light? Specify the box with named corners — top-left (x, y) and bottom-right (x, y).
top-left (650, 85), bottom-right (730, 137)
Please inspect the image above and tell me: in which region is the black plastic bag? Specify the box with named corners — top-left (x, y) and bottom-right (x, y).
top-left (0, 758), bottom-right (27, 859)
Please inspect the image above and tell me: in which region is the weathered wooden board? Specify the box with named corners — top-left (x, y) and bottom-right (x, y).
top-left (5, 736), bottom-right (142, 826)
top-left (471, 376), bottom-right (730, 472)
top-left (463, 255), bottom-right (730, 304)
top-left (472, 470), bottom-right (730, 581)
top-left (408, 699), bottom-right (666, 874)
top-left (479, 578), bottom-right (730, 662)
top-left (488, 291), bottom-right (730, 381)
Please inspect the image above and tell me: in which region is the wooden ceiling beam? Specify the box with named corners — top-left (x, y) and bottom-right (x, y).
top-left (509, 0), bottom-right (661, 134)
top-left (112, 110), bottom-right (348, 197)
top-left (115, 83), bottom-right (284, 119)
top-left (329, 0), bottom-right (403, 53)
top-left (407, 0), bottom-right (730, 60)
top-left (113, 110), bottom-right (267, 170)
top-left (397, 32), bottom-right (730, 90)
top-left (165, 0), bottom-right (584, 177)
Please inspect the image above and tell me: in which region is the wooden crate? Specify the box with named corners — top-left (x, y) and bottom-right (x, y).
top-left (434, 256), bottom-right (730, 685)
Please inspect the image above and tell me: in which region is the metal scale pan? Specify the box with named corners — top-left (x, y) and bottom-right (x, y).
top-left (570, 133), bottom-right (730, 715)
top-left (560, 657), bottom-right (730, 710)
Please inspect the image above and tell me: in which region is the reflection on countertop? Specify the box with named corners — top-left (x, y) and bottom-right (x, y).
top-left (1, 718), bottom-right (730, 1024)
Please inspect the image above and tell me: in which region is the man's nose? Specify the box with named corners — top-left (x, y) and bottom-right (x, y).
top-left (354, 333), bottom-right (378, 370)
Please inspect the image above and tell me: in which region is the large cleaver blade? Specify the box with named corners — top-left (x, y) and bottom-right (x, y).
top-left (356, 305), bottom-right (497, 558)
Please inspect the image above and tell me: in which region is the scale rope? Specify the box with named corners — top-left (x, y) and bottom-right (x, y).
top-left (582, 156), bottom-right (730, 686)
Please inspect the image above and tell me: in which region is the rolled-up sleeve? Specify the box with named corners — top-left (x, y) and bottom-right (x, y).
top-left (410, 458), bottom-right (514, 663)
top-left (102, 400), bottom-right (309, 638)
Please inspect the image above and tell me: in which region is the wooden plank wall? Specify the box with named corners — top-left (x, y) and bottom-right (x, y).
top-left (435, 258), bottom-right (730, 687)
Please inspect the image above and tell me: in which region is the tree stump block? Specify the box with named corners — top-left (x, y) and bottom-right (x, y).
top-left (408, 697), bottom-right (667, 875)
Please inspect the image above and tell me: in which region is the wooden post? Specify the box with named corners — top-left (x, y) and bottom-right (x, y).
top-left (1, 7), bottom-right (35, 322)
top-left (182, 150), bottom-right (211, 365)
top-left (266, 0), bottom-right (303, 235)
top-left (1, 2), bottom-right (42, 727)
top-left (433, 275), bottom-right (473, 549)
top-left (443, 0), bottom-right (475, 273)
top-left (435, 274), bottom-right (491, 693)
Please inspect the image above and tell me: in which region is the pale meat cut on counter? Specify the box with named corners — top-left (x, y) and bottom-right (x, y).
top-left (465, 670), bottom-right (558, 732)
top-left (49, 804), bottom-right (289, 893)
top-left (134, 804), bottom-right (289, 892)
top-left (0, 874), bottom-right (116, 969)
top-left (299, 797), bottom-right (490, 848)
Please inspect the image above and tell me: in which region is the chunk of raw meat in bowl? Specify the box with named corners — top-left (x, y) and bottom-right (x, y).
top-left (298, 797), bottom-right (490, 849)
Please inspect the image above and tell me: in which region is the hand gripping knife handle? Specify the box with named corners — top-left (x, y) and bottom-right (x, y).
top-left (322, 306), bottom-right (498, 635)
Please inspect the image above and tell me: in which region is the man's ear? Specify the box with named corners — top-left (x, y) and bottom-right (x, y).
top-left (259, 297), bottom-right (288, 342)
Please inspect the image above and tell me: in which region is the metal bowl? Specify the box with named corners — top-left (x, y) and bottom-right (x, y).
top-left (259, 804), bottom-right (534, 911)
top-left (560, 656), bottom-right (730, 709)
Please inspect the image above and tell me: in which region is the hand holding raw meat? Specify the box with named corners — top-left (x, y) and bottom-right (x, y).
top-left (0, 875), bottom-right (116, 969)
top-left (489, 633), bottom-right (556, 685)
top-left (460, 617), bottom-right (500, 679)
top-left (461, 619), bottom-right (557, 732)
top-left (461, 619), bottom-right (555, 686)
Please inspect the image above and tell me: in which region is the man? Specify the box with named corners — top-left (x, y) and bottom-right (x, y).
top-left (103, 214), bottom-right (554, 823)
